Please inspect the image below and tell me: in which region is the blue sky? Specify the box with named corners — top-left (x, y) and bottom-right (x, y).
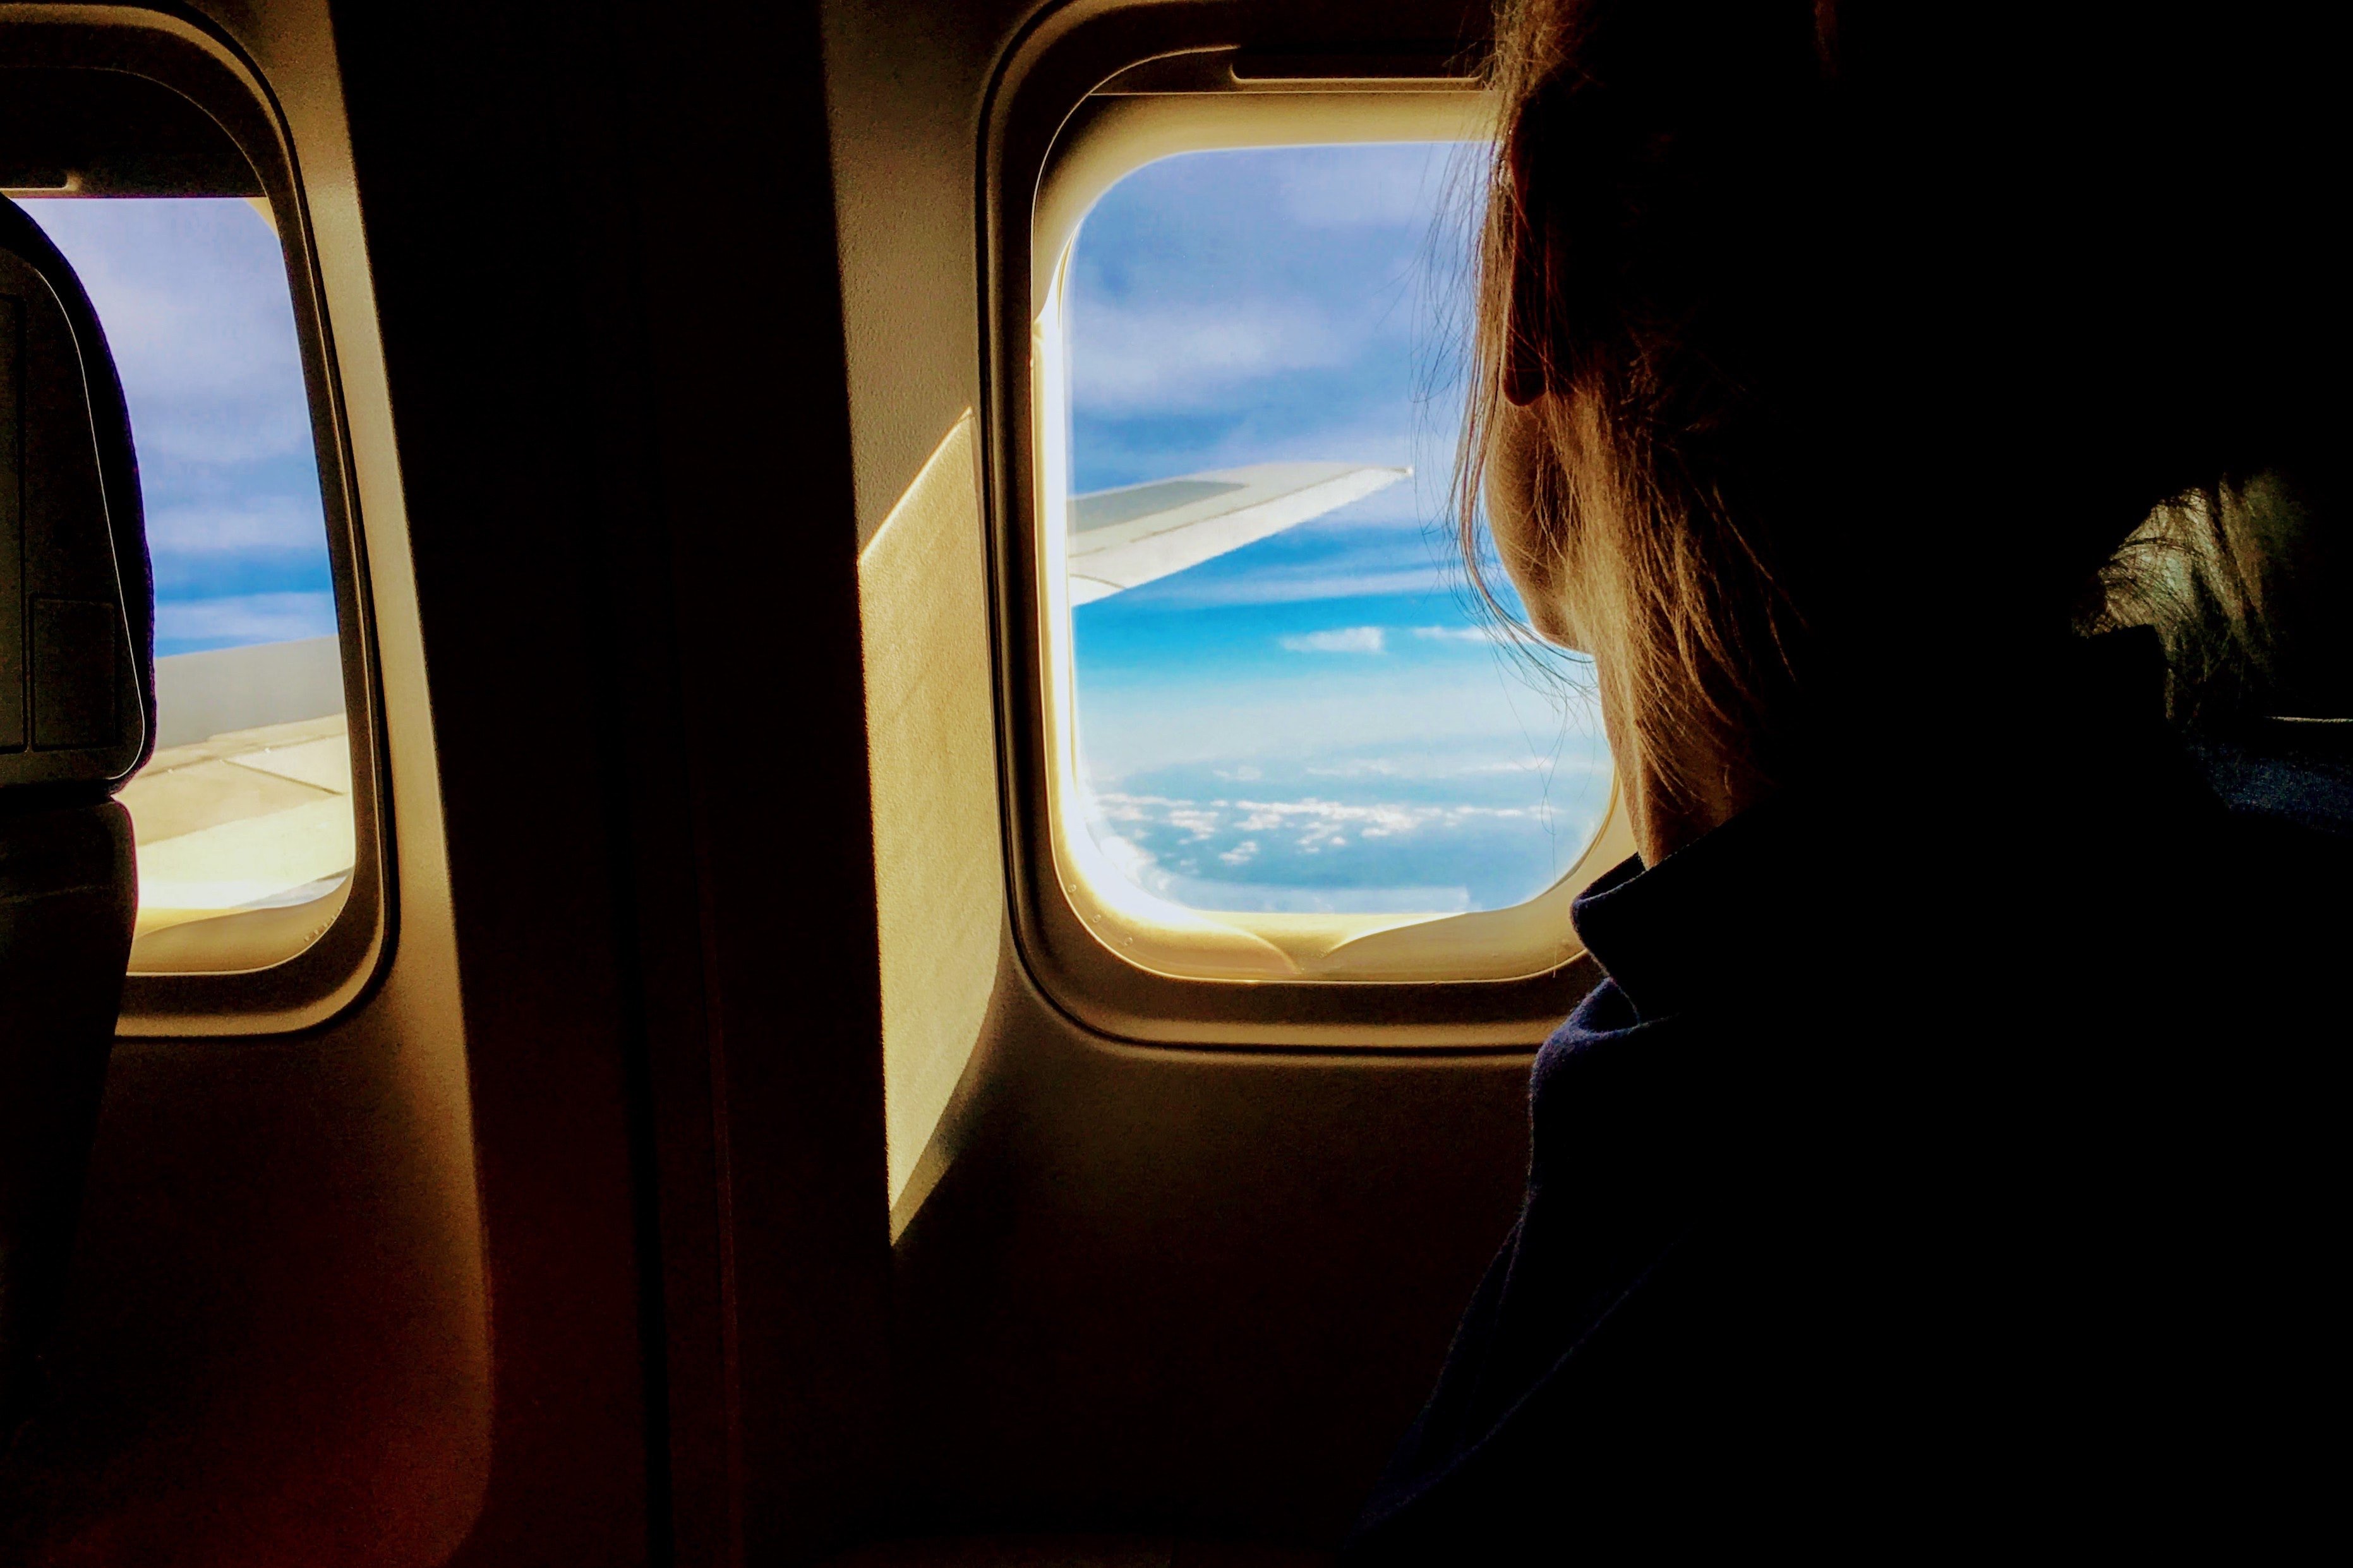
top-left (21, 198), bottom-right (335, 658)
top-left (1065, 145), bottom-right (1611, 914)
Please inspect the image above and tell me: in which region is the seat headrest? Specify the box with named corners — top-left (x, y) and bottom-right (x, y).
top-left (0, 195), bottom-right (153, 803)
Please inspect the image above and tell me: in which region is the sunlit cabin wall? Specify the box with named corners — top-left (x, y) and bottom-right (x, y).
top-left (857, 416), bottom-right (1006, 1224)
top-left (324, 0), bottom-right (898, 1560)
top-left (822, 0), bottom-right (1038, 1228)
top-left (20, 0), bottom-right (900, 1561)
top-left (0, 1), bottom-right (488, 1562)
top-left (821, 0), bottom-right (1537, 1551)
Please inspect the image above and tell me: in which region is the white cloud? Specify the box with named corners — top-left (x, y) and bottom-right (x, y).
top-left (1165, 806), bottom-right (1222, 841)
top-left (1152, 567), bottom-right (1450, 607)
top-left (155, 592), bottom-right (338, 651)
top-left (1412, 623), bottom-right (1495, 644)
top-left (1299, 751), bottom-right (1608, 782)
top-left (1268, 142), bottom-right (1487, 236)
top-left (23, 200), bottom-right (319, 467)
top-left (1278, 166), bottom-right (1452, 229)
top-left (1460, 756), bottom-right (1561, 774)
top-left (1076, 769), bottom-right (1599, 916)
top-left (1086, 827), bottom-right (1160, 889)
top-left (1073, 298), bottom-right (1354, 414)
top-left (1074, 657), bottom-right (1606, 782)
top-left (1110, 790), bottom-right (1534, 844)
top-left (148, 496), bottom-right (328, 554)
top-left (1279, 626), bottom-right (1386, 654)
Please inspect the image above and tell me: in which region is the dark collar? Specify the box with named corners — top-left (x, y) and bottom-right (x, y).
top-left (1568, 795), bottom-right (1838, 1022)
top-left (1570, 630), bottom-right (2183, 1022)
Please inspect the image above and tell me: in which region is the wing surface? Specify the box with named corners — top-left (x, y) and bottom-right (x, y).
top-left (1068, 461), bottom-right (1408, 604)
top-left (121, 638), bottom-right (355, 937)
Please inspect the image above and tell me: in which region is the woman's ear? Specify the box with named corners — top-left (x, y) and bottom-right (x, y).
top-left (1502, 121), bottom-right (1551, 408)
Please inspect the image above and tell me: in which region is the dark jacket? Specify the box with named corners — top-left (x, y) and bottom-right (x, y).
top-left (1349, 641), bottom-right (2344, 1560)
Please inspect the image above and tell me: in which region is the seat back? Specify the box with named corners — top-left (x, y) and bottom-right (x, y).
top-left (0, 194), bottom-right (152, 1435)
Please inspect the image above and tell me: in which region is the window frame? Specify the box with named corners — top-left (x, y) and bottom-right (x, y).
top-left (3, 7), bottom-right (390, 1035)
top-left (985, 13), bottom-right (1627, 1048)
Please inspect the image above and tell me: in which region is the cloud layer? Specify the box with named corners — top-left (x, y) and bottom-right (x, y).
top-left (1279, 626), bottom-right (1386, 654)
top-left (154, 592), bottom-right (338, 654)
top-left (1079, 746), bottom-right (1610, 915)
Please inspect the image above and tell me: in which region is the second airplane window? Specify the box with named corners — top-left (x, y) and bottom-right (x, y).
top-left (1064, 142), bottom-right (1611, 918)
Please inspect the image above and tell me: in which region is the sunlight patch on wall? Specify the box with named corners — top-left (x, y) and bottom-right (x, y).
top-left (859, 413), bottom-right (1002, 1218)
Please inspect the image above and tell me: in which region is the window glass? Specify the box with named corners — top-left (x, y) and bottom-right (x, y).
top-left (1063, 144), bottom-right (1610, 916)
top-left (20, 197), bottom-right (351, 946)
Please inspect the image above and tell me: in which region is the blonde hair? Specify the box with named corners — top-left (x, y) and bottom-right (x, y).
top-left (1455, 0), bottom-right (1834, 811)
top-left (1453, 0), bottom-right (2314, 808)
top-left (2093, 474), bottom-right (2334, 729)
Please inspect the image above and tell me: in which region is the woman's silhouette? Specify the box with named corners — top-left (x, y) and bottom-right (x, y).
top-left (1349, 1), bottom-right (2345, 1556)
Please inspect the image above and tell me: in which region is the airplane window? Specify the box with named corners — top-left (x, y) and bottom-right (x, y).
top-left (16, 197), bottom-right (352, 955)
top-left (1060, 143), bottom-right (1610, 919)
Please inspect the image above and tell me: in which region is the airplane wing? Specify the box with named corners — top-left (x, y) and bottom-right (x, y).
top-left (121, 637), bottom-right (356, 940)
top-left (121, 709), bottom-right (356, 939)
top-left (1068, 460), bottom-right (1408, 604)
